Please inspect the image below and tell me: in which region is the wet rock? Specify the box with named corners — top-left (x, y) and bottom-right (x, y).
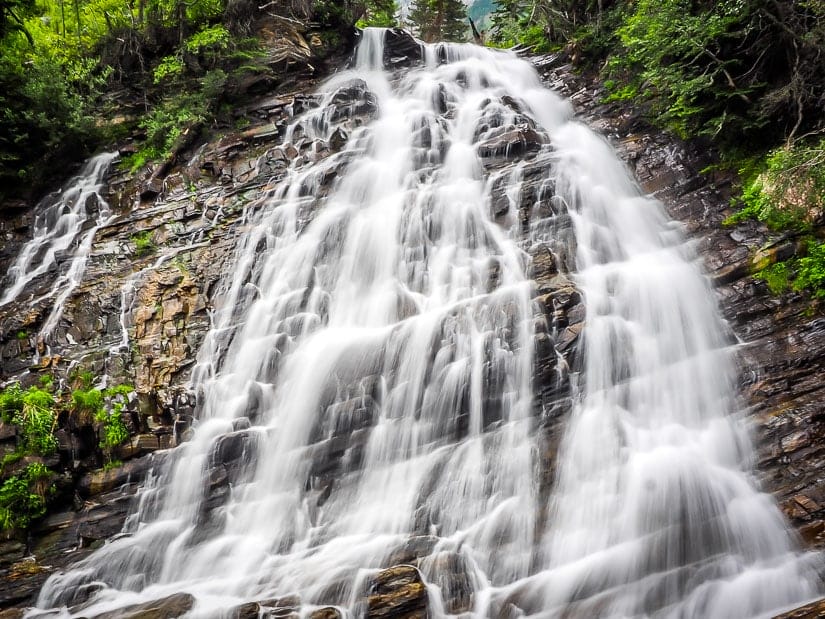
top-left (87, 592), bottom-right (195, 619)
top-left (78, 453), bottom-right (162, 497)
top-left (229, 595), bottom-right (301, 619)
top-left (478, 125), bottom-right (543, 160)
top-left (140, 176), bottom-right (164, 200)
top-left (385, 535), bottom-right (439, 566)
top-left (229, 602), bottom-right (261, 619)
top-left (329, 128), bottom-right (348, 152)
top-left (773, 597), bottom-right (825, 619)
top-left (365, 565), bottom-right (427, 618)
top-left (328, 81), bottom-right (379, 123)
top-left (380, 29), bottom-right (423, 69)
top-left (421, 551), bottom-right (474, 614)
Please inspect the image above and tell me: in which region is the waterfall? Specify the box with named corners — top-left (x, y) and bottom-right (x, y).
top-left (33, 29), bottom-right (822, 618)
top-left (0, 152), bottom-right (117, 342)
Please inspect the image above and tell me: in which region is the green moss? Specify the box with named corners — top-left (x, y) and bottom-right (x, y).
top-left (131, 231), bottom-right (156, 257)
top-left (754, 261), bottom-right (790, 295)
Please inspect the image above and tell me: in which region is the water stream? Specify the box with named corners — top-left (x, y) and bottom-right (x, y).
top-left (32, 30), bottom-right (822, 618)
top-left (0, 152), bottom-right (117, 317)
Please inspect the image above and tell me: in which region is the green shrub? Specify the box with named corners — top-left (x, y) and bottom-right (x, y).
top-left (0, 384), bottom-right (25, 424)
top-left (71, 387), bottom-right (104, 418)
top-left (794, 240), bottom-right (825, 299)
top-left (185, 24), bottom-right (229, 55)
top-left (725, 139), bottom-right (824, 232)
top-left (0, 385), bottom-right (58, 456)
top-left (131, 231), bottom-right (156, 257)
top-left (0, 463), bottom-right (52, 532)
top-left (755, 261), bottom-right (791, 295)
top-left (99, 385), bottom-right (133, 462)
top-left (153, 55), bottom-right (185, 84)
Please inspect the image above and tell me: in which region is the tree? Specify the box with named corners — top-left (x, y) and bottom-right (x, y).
top-left (408, 0), bottom-right (467, 42)
top-left (0, 0), bottom-right (36, 45)
top-left (358, 0), bottom-right (399, 27)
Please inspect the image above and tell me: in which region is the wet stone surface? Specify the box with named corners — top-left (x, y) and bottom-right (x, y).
top-left (531, 53), bottom-right (825, 553)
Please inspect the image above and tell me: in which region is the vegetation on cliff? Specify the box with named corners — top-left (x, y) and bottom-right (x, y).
top-left (0, 0), bottom-right (370, 200)
top-left (490, 0), bottom-right (825, 299)
top-left (0, 375), bottom-right (135, 535)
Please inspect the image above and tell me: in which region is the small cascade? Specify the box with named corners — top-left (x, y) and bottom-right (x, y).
top-left (0, 152), bottom-right (117, 311)
top-left (31, 29), bottom-right (822, 619)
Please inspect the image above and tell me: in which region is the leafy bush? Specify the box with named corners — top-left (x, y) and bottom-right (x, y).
top-left (153, 55), bottom-right (185, 84)
top-left (0, 384), bottom-right (25, 423)
top-left (185, 24), bottom-right (229, 55)
top-left (1, 384), bottom-right (58, 456)
top-left (725, 137), bottom-right (825, 231)
top-left (0, 463), bottom-right (52, 532)
top-left (71, 387), bottom-right (105, 420)
top-left (356, 0), bottom-right (398, 27)
top-left (794, 240), bottom-right (825, 299)
top-left (131, 231), bottom-right (156, 256)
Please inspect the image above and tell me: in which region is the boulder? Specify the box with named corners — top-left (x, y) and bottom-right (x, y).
top-left (773, 597), bottom-right (825, 619)
top-left (381, 29), bottom-right (423, 69)
top-left (478, 125), bottom-right (543, 160)
top-left (365, 565), bottom-right (427, 618)
top-left (87, 592), bottom-right (194, 619)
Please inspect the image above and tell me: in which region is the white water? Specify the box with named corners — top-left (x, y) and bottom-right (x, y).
top-left (0, 153), bottom-right (117, 317)
top-left (34, 31), bottom-right (822, 618)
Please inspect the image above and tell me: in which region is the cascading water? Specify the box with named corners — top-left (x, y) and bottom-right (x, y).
top-left (32, 30), bottom-right (822, 618)
top-left (0, 152), bottom-right (117, 343)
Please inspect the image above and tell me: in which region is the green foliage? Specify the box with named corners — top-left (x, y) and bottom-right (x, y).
top-left (753, 240), bottom-right (825, 299)
top-left (18, 390), bottom-right (58, 456)
top-left (0, 449), bottom-right (24, 471)
top-left (71, 387), bottom-right (104, 417)
top-left (153, 55), bottom-right (185, 84)
top-left (38, 374), bottom-right (54, 389)
top-left (98, 385), bottom-right (133, 459)
top-left (612, 0), bottom-right (755, 140)
top-left (184, 23), bottom-right (228, 54)
top-left (489, 0), bottom-right (611, 51)
top-left (131, 230), bottom-right (157, 256)
top-left (0, 49), bottom-right (101, 197)
top-left (97, 409), bottom-right (129, 452)
top-left (1, 384), bottom-right (57, 456)
top-left (0, 463), bottom-right (52, 532)
top-left (726, 138), bottom-right (825, 231)
top-left (794, 239), bottom-right (825, 299)
top-left (70, 384), bottom-right (133, 460)
top-left (0, 383), bottom-right (24, 424)
top-left (755, 261), bottom-right (791, 295)
top-left (357, 0), bottom-right (398, 28)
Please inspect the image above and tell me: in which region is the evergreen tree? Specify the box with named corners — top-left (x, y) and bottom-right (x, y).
top-left (358, 0), bottom-right (399, 28)
top-left (408, 0), bottom-right (468, 42)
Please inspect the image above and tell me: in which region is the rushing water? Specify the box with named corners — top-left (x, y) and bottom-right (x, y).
top-left (0, 152), bottom-right (117, 344)
top-left (33, 30), bottom-right (822, 618)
